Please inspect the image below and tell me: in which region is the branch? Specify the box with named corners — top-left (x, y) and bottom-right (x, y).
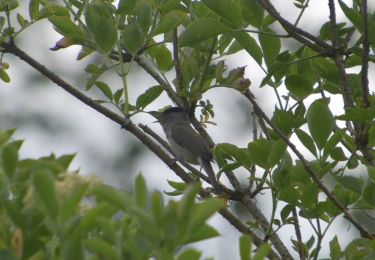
top-left (242, 89), bottom-right (373, 239)
top-left (255, 0), bottom-right (332, 53)
top-left (172, 28), bottom-right (184, 92)
top-left (360, 0), bottom-right (370, 108)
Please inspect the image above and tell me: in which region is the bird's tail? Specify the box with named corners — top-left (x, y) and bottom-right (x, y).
top-left (201, 159), bottom-right (222, 194)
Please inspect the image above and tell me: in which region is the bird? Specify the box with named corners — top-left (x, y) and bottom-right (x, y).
top-left (159, 107), bottom-right (222, 193)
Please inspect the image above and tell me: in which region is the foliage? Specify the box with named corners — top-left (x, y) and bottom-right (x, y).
top-left (0, 0), bottom-right (375, 259)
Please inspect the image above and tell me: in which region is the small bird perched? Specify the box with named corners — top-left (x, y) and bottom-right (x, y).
top-left (159, 107), bottom-right (222, 193)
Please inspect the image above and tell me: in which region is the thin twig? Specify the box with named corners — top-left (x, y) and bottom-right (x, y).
top-left (242, 89), bottom-right (372, 239)
top-left (292, 208), bottom-right (306, 260)
top-left (360, 0), bottom-right (370, 108)
top-left (172, 28), bottom-right (184, 92)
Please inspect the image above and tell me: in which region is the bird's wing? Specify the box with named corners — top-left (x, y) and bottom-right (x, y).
top-left (170, 124), bottom-right (213, 161)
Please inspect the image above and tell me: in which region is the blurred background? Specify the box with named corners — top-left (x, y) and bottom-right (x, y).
top-left (1, 1), bottom-right (374, 259)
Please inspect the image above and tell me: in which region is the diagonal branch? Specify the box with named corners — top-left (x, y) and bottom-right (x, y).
top-left (242, 89), bottom-right (373, 239)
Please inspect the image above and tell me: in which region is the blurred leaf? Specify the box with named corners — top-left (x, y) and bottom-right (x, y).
top-left (0, 69), bottom-right (10, 83)
top-left (363, 183), bottom-right (375, 206)
top-left (60, 183), bottom-right (88, 222)
top-left (179, 18), bottom-right (231, 46)
top-left (84, 238), bottom-right (116, 259)
top-left (203, 0), bottom-right (242, 27)
top-left (338, 0), bottom-right (362, 31)
top-left (2, 144), bottom-right (18, 178)
top-left (190, 198), bottom-right (225, 230)
top-left (178, 249), bottom-right (202, 260)
top-left (29, 0), bottom-right (40, 20)
top-left (345, 239), bottom-right (375, 259)
top-left (135, 174), bottom-right (148, 208)
top-left (253, 243), bottom-right (271, 260)
top-left (306, 100), bottom-right (334, 150)
top-left (0, 0), bottom-right (18, 12)
top-left (239, 235), bottom-right (251, 260)
top-left (136, 85), bottom-right (164, 110)
top-left (117, 0), bottom-right (136, 14)
top-left (186, 223), bottom-right (220, 244)
top-left (33, 170), bottom-right (59, 221)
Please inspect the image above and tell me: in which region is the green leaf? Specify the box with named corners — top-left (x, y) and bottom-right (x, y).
top-left (367, 166), bottom-right (375, 183)
top-left (94, 81), bottom-right (113, 100)
top-left (0, 69), bottom-right (10, 83)
top-left (231, 31), bottom-right (263, 65)
top-left (259, 28), bottom-right (281, 67)
top-left (271, 109), bottom-right (295, 135)
top-left (363, 183), bottom-right (375, 206)
top-left (93, 184), bottom-right (132, 210)
top-left (295, 129), bottom-right (317, 157)
top-left (49, 16), bottom-right (86, 43)
top-left (240, 0), bottom-right (264, 27)
top-left (179, 17), bottom-right (231, 47)
top-left (154, 10), bottom-right (187, 35)
top-left (279, 186), bottom-right (299, 205)
top-left (135, 174), bottom-right (147, 208)
top-left (0, 0), bottom-right (18, 12)
top-left (253, 243), bottom-right (271, 260)
top-left (247, 139), bottom-right (271, 169)
top-left (33, 170), bottom-right (59, 221)
top-left (190, 198), bottom-right (225, 230)
top-left (202, 0), bottom-right (242, 28)
top-left (61, 228), bottom-right (84, 260)
top-left (122, 21), bottom-right (145, 54)
top-left (136, 85), bottom-right (164, 110)
top-left (268, 139), bottom-right (287, 168)
top-left (306, 100), bottom-right (334, 150)
top-left (186, 223), bottom-right (220, 243)
top-left (60, 183), bottom-right (88, 222)
top-left (338, 0), bottom-right (362, 31)
top-left (117, 0), bottom-right (136, 14)
top-left (85, 1), bottom-right (117, 53)
top-left (330, 236), bottom-right (342, 260)
top-left (38, 3), bottom-right (70, 20)
top-left (17, 13), bottom-right (29, 28)
top-left (29, 0), bottom-right (39, 20)
top-left (285, 75), bottom-right (313, 99)
top-left (2, 144), bottom-right (18, 178)
top-left (167, 180), bottom-right (188, 191)
top-left (330, 147), bottom-right (347, 161)
top-left (239, 235), bottom-right (251, 260)
top-left (300, 183), bottom-right (319, 209)
top-left (84, 238), bottom-right (116, 260)
top-left (178, 249), bottom-right (202, 260)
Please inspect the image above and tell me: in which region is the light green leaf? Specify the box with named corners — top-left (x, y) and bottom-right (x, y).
top-left (0, 69), bottom-right (10, 83)
top-left (60, 183), bottom-right (88, 222)
top-left (239, 235), bottom-right (251, 260)
top-left (330, 236), bottom-right (341, 260)
top-left (259, 28), bottom-right (281, 67)
top-left (135, 174), bottom-right (147, 208)
top-left (29, 0), bottom-right (40, 20)
top-left (85, 1), bottom-right (117, 53)
top-left (122, 21), bottom-right (145, 54)
top-left (334, 175), bottom-right (363, 194)
top-left (179, 18), bottom-right (231, 46)
top-left (178, 249), bottom-right (202, 260)
top-left (247, 139), bottom-right (271, 169)
top-left (95, 81), bottom-right (113, 100)
top-left (84, 238), bottom-right (116, 260)
top-left (306, 100), bottom-right (334, 150)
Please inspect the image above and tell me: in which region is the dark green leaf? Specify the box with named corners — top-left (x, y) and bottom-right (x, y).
top-left (306, 100), bottom-right (334, 150)
top-left (285, 75), bottom-right (313, 99)
top-left (203, 0), bottom-right (242, 27)
top-left (268, 139), bottom-right (287, 168)
top-left (271, 109), bottom-right (295, 135)
top-left (2, 144), bottom-right (18, 178)
top-left (239, 235), bottom-right (251, 260)
top-left (338, 0), bottom-right (362, 30)
top-left (85, 1), bottom-right (117, 53)
top-left (363, 183), bottom-right (375, 206)
top-left (179, 18), bottom-right (231, 46)
top-left (49, 16), bottom-right (86, 43)
top-left (117, 0), bottom-right (136, 14)
top-left (231, 31), bottom-right (262, 65)
top-left (136, 85), bottom-right (164, 110)
top-left (330, 147), bottom-right (347, 161)
top-left (240, 0), bottom-right (264, 27)
top-left (247, 139), bottom-right (271, 169)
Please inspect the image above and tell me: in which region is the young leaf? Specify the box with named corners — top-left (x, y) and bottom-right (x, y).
top-left (306, 100), bottom-right (334, 150)
top-left (94, 81), bottom-right (113, 100)
top-left (295, 129), bottom-right (317, 157)
top-left (135, 174), bottom-right (148, 208)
